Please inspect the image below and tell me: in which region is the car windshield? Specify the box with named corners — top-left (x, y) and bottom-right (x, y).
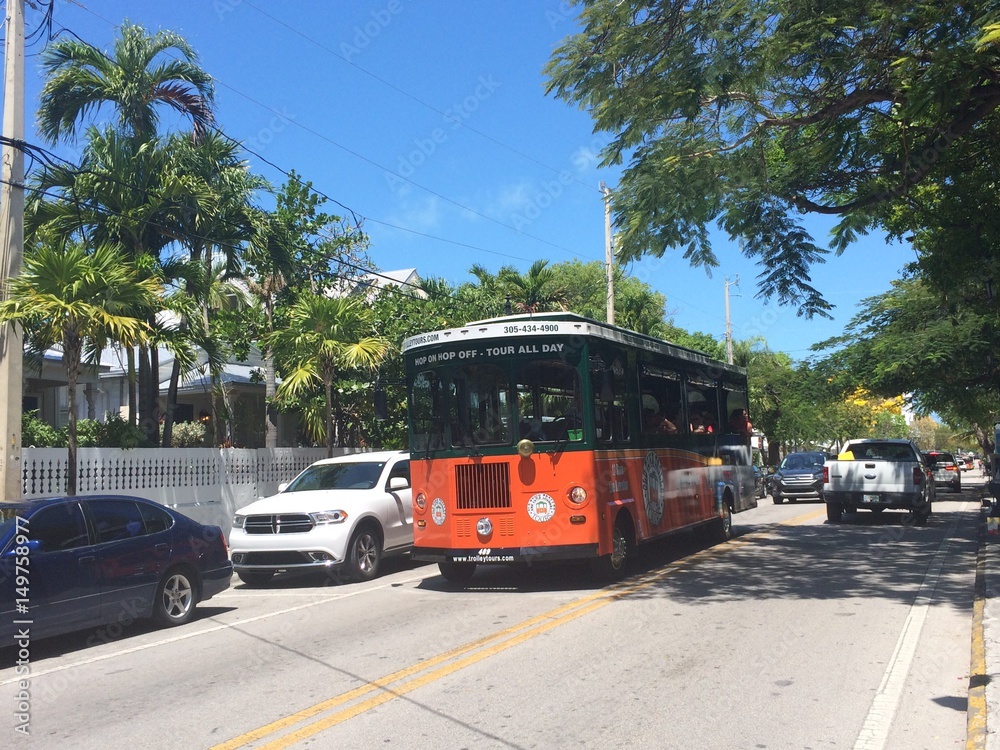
top-left (285, 462), bottom-right (387, 492)
top-left (846, 442), bottom-right (916, 461)
top-left (781, 454), bottom-right (824, 471)
top-left (0, 504), bottom-right (30, 549)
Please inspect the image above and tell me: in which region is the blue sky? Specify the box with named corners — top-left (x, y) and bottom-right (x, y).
top-left (10, 1), bottom-right (917, 360)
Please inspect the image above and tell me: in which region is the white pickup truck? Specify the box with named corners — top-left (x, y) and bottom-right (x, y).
top-left (823, 439), bottom-right (934, 525)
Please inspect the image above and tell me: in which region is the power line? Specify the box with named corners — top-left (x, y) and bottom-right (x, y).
top-left (240, 0), bottom-right (602, 194)
top-left (0, 137), bottom-right (490, 320)
top-left (64, 6), bottom-right (601, 264)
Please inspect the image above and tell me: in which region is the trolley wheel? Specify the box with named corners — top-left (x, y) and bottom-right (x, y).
top-left (438, 561), bottom-right (477, 583)
top-left (591, 515), bottom-right (631, 582)
top-left (714, 502), bottom-right (733, 542)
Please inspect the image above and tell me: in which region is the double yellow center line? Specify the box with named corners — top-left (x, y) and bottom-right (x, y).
top-left (214, 508), bottom-right (823, 749)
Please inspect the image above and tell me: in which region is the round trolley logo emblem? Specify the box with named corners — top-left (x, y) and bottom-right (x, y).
top-left (430, 498), bottom-right (447, 526)
top-left (527, 493), bottom-right (556, 522)
top-left (641, 451), bottom-right (665, 527)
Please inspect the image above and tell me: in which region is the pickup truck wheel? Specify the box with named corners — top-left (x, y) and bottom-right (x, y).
top-left (913, 504), bottom-right (931, 526)
top-left (826, 502), bottom-right (843, 523)
top-left (772, 492), bottom-right (784, 505)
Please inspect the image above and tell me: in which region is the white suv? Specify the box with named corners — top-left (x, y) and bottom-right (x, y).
top-left (229, 451), bottom-right (411, 585)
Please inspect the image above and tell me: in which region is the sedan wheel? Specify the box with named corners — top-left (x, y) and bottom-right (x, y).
top-left (153, 568), bottom-right (196, 627)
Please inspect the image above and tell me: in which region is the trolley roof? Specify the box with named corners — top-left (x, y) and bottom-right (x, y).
top-left (402, 312), bottom-right (746, 377)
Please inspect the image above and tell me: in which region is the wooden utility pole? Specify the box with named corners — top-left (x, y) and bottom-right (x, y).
top-left (0, 0), bottom-right (25, 500)
top-left (602, 182), bottom-right (614, 325)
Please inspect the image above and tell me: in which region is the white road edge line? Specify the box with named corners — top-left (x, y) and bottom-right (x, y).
top-left (852, 504), bottom-right (969, 750)
top-left (0, 571), bottom-right (431, 687)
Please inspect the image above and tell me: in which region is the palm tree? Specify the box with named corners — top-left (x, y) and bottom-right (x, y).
top-left (499, 259), bottom-right (568, 313)
top-left (158, 257), bottom-right (246, 447)
top-left (243, 211), bottom-right (295, 449)
top-left (266, 296), bottom-right (389, 457)
top-left (36, 21), bottom-right (217, 442)
top-left (167, 131), bottom-right (264, 444)
top-left (27, 126), bottom-right (181, 437)
top-left (0, 243), bottom-right (161, 494)
top-left (37, 21), bottom-right (214, 145)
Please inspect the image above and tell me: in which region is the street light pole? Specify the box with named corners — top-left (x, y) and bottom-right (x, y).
top-left (724, 275), bottom-right (738, 365)
top-left (0, 0), bottom-right (25, 500)
top-left (602, 182), bottom-right (615, 325)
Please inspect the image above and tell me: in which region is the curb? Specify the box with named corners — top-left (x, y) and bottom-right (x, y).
top-left (968, 505), bottom-right (988, 748)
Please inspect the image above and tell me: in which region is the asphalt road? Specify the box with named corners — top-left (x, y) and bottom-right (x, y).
top-left (0, 478), bottom-right (985, 750)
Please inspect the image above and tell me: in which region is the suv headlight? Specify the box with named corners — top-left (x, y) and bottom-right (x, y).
top-left (310, 510), bottom-right (348, 525)
top-left (232, 515), bottom-right (246, 529)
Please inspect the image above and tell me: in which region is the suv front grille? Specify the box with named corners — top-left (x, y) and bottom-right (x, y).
top-left (455, 463), bottom-right (512, 510)
top-left (244, 513), bottom-right (314, 534)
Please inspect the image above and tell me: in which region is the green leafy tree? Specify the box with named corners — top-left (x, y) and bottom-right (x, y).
top-left (266, 296), bottom-right (389, 456)
top-left (366, 277), bottom-right (469, 447)
top-left (499, 260), bottom-right (568, 313)
top-left (815, 276), bottom-right (1000, 455)
top-left (242, 174), bottom-right (371, 448)
top-left (0, 244), bottom-right (160, 494)
top-left (546, 2), bottom-right (1000, 316)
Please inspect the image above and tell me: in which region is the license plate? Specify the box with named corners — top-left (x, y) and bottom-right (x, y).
top-left (863, 494), bottom-right (881, 503)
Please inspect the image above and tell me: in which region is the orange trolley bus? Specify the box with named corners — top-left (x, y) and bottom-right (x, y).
top-left (403, 312), bottom-right (757, 583)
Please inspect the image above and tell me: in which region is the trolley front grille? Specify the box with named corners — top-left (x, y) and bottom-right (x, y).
top-left (455, 463), bottom-right (512, 510)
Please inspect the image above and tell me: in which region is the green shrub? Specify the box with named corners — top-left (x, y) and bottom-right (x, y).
top-left (98, 413), bottom-right (150, 448)
top-left (22, 411), bottom-right (62, 447)
top-left (75, 418), bottom-right (101, 447)
top-left (169, 421), bottom-right (208, 447)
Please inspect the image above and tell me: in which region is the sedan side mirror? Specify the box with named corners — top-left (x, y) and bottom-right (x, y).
top-left (388, 476), bottom-right (409, 491)
top-left (3, 538), bottom-right (43, 556)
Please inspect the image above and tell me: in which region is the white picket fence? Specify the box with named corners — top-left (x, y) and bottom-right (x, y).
top-left (21, 446), bottom-right (344, 535)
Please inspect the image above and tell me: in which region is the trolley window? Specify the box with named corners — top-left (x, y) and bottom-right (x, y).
top-left (515, 359), bottom-right (583, 442)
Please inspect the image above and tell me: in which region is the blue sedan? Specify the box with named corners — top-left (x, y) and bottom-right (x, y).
top-left (0, 495), bottom-right (232, 643)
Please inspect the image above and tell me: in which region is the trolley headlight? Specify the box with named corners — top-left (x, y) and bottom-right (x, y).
top-left (568, 486), bottom-right (588, 504)
top-left (415, 492), bottom-right (427, 512)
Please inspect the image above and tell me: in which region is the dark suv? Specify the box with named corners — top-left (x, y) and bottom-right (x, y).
top-left (772, 451), bottom-right (827, 504)
top-left (922, 450), bottom-right (961, 493)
